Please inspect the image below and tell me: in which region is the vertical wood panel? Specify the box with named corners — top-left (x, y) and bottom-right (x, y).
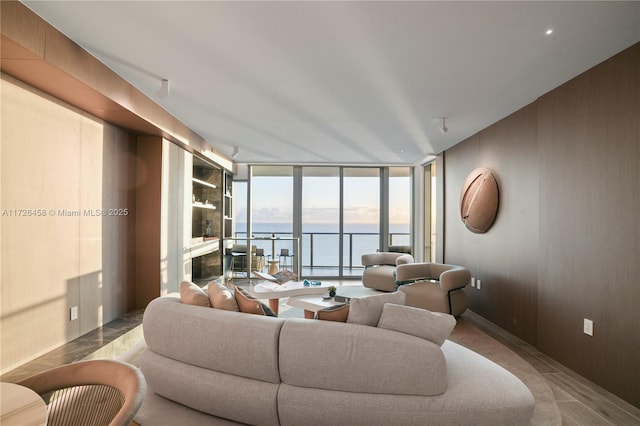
top-left (446, 103), bottom-right (539, 344)
top-left (134, 136), bottom-right (162, 309)
top-left (444, 43), bottom-right (640, 407)
top-left (537, 43), bottom-right (640, 407)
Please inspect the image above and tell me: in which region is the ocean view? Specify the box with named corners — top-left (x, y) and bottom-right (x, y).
top-left (234, 222), bottom-right (410, 268)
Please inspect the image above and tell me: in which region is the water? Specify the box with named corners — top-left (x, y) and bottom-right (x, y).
top-left (235, 222), bottom-right (409, 268)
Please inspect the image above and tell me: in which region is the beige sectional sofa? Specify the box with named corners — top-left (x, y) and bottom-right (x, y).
top-left (135, 295), bottom-right (534, 425)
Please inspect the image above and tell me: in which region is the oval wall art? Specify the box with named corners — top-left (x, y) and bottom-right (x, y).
top-left (460, 168), bottom-right (499, 233)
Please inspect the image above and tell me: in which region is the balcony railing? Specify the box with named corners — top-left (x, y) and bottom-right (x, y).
top-left (233, 231), bottom-right (410, 276)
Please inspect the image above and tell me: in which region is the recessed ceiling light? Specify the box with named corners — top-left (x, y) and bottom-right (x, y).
top-left (545, 29), bottom-right (554, 36)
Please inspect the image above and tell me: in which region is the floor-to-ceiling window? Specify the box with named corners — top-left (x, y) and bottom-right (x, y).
top-left (389, 167), bottom-right (412, 248)
top-left (423, 162), bottom-right (437, 262)
top-left (343, 168), bottom-right (380, 276)
top-left (243, 165), bottom-right (412, 279)
top-left (301, 167), bottom-right (340, 275)
top-left (248, 166), bottom-right (294, 263)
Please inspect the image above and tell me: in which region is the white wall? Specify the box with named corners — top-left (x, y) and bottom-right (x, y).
top-left (0, 74), bottom-right (136, 373)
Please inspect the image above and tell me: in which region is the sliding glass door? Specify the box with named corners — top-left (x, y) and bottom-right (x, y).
top-left (301, 167), bottom-right (340, 275)
top-left (246, 165), bottom-right (412, 279)
top-left (342, 168), bottom-right (380, 276)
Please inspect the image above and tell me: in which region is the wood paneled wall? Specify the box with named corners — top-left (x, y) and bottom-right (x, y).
top-left (444, 43), bottom-right (639, 407)
top-left (0, 75), bottom-right (136, 373)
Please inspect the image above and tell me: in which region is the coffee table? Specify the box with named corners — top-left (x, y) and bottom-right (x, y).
top-left (250, 281), bottom-right (331, 314)
top-left (286, 295), bottom-right (344, 319)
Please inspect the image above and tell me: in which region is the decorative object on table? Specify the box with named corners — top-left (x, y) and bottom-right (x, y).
top-left (303, 279), bottom-right (322, 287)
top-left (334, 295), bottom-right (350, 303)
top-left (460, 167), bottom-right (499, 233)
top-left (328, 286), bottom-right (337, 297)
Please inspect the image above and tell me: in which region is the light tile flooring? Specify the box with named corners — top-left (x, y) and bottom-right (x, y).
top-left (464, 311), bottom-right (640, 425)
top-left (2, 282), bottom-right (639, 425)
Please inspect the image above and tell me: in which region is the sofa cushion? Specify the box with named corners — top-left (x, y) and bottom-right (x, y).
top-left (140, 351), bottom-right (279, 426)
top-left (234, 286), bottom-right (276, 316)
top-left (180, 281), bottom-right (211, 307)
top-left (143, 296), bottom-right (284, 384)
top-left (316, 304), bottom-right (349, 322)
top-left (377, 303), bottom-right (456, 346)
top-left (347, 291), bottom-right (405, 326)
top-left (279, 319), bottom-right (446, 396)
top-left (208, 282), bottom-right (239, 311)
top-left (277, 341), bottom-right (536, 426)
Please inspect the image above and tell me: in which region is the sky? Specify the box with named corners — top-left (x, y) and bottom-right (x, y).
top-left (234, 174), bottom-right (410, 227)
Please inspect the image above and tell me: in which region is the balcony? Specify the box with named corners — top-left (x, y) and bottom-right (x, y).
top-left (232, 231), bottom-right (410, 278)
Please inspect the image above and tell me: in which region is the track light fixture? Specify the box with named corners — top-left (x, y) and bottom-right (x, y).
top-left (438, 117), bottom-right (448, 134)
top-left (231, 146), bottom-right (239, 159)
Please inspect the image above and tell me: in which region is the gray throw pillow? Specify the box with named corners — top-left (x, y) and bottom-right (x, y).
top-left (377, 303), bottom-right (456, 346)
top-left (346, 291), bottom-right (406, 326)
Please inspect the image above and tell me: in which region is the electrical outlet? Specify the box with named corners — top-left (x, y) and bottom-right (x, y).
top-left (583, 318), bottom-right (593, 336)
top-left (470, 277), bottom-right (476, 288)
top-left (70, 306), bottom-right (78, 321)
top-left (477, 279), bottom-right (482, 290)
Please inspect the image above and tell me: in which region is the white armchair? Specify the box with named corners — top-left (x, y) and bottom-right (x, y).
top-left (396, 262), bottom-right (471, 316)
top-left (361, 252), bottom-right (414, 291)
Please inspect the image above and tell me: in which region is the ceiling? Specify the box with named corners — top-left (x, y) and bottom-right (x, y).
top-left (23, 1), bottom-right (640, 165)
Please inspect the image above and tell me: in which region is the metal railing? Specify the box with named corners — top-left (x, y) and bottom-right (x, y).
top-left (234, 230), bottom-right (410, 271)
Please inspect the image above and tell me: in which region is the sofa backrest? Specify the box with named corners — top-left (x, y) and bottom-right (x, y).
top-left (278, 318), bottom-right (447, 396)
top-left (396, 262), bottom-right (470, 290)
top-left (362, 252), bottom-right (413, 267)
top-left (143, 296), bottom-right (285, 383)
top-left (143, 295), bottom-right (447, 399)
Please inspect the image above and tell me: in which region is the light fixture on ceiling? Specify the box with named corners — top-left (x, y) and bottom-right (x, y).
top-left (545, 28), bottom-right (554, 35)
top-left (157, 79), bottom-right (170, 99)
top-left (231, 146), bottom-right (239, 159)
top-left (438, 117), bottom-right (448, 134)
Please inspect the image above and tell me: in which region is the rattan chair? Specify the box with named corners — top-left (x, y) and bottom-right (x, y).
top-left (17, 359), bottom-right (146, 426)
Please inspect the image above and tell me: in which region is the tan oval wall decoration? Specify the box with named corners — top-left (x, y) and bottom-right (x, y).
top-left (460, 168), bottom-right (499, 233)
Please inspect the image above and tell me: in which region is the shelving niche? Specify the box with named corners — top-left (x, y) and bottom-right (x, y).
top-left (192, 156), bottom-right (222, 283)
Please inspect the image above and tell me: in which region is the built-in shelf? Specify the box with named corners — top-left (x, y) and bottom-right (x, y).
top-left (193, 177), bottom-right (217, 189)
top-left (192, 203), bottom-right (217, 210)
top-left (191, 238), bottom-right (220, 258)
top-left (192, 156), bottom-right (223, 281)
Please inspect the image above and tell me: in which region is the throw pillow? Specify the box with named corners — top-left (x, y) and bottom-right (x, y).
top-left (233, 285), bottom-right (277, 317)
top-left (346, 291), bottom-right (406, 326)
top-left (179, 281), bottom-right (211, 307)
top-left (207, 281), bottom-right (239, 311)
top-left (316, 304), bottom-right (350, 322)
top-left (377, 303), bottom-right (456, 346)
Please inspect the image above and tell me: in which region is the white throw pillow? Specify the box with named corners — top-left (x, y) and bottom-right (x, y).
top-left (377, 303), bottom-right (456, 346)
top-left (347, 291), bottom-right (406, 326)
